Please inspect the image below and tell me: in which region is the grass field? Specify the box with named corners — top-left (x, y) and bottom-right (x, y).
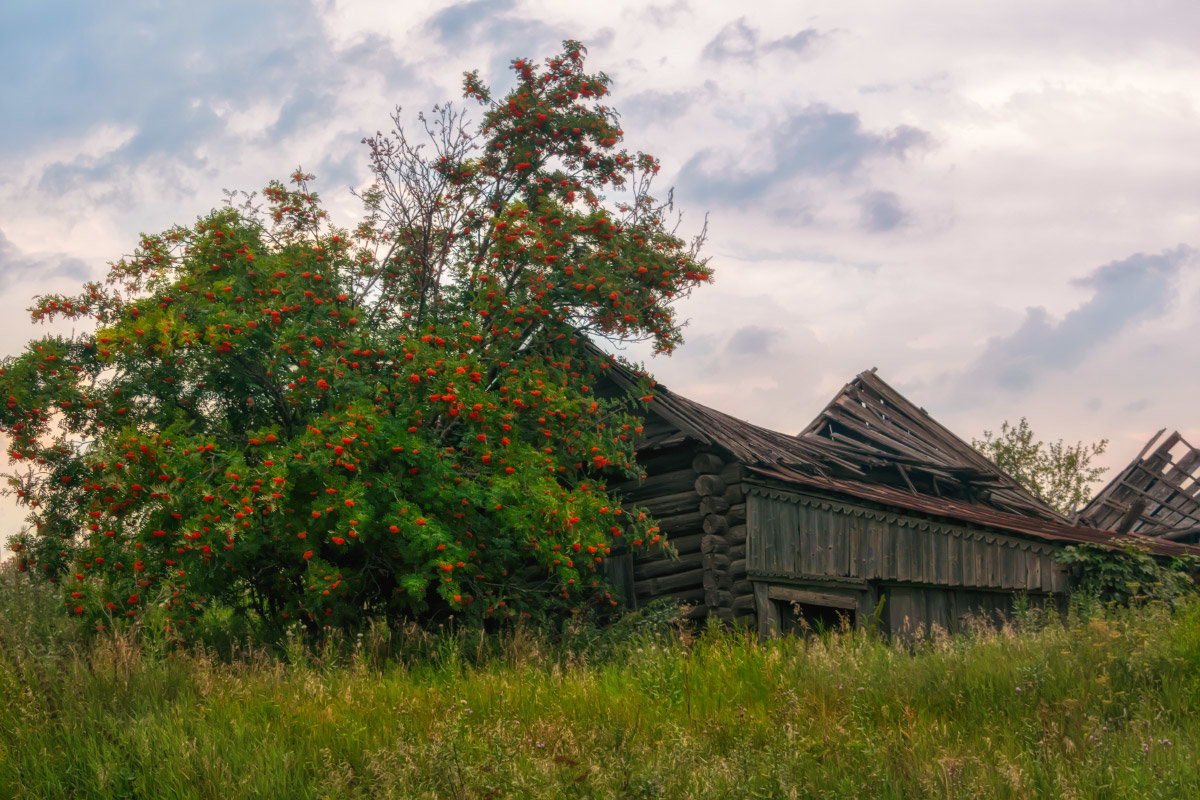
top-left (2, 570), bottom-right (1198, 799)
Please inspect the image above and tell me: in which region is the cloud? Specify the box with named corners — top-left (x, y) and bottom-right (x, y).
top-left (0, 0), bottom-right (423, 221)
top-left (701, 17), bottom-right (821, 63)
top-left (859, 190), bottom-right (909, 232)
top-left (679, 105), bottom-right (931, 206)
top-left (701, 19), bottom-right (759, 63)
top-left (426, 0), bottom-right (517, 46)
top-left (725, 325), bottom-right (783, 357)
top-left (950, 246), bottom-right (1194, 395)
top-left (632, 306), bottom-right (828, 434)
top-left (620, 86), bottom-right (709, 127)
top-left (314, 149), bottom-right (364, 196)
top-left (0, 229), bottom-right (92, 290)
top-left (0, 2), bottom-right (331, 155)
top-left (269, 88), bottom-right (342, 141)
top-left (423, 0), bottom-right (566, 80)
top-left (642, 0), bottom-right (691, 28)
top-left (758, 107), bottom-right (926, 178)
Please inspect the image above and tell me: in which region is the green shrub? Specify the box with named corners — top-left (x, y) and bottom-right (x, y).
top-left (1056, 541), bottom-right (1200, 607)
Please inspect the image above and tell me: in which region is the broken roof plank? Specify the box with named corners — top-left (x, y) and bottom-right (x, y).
top-left (1081, 430), bottom-right (1200, 540)
top-left (798, 371), bottom-right (1065, 522)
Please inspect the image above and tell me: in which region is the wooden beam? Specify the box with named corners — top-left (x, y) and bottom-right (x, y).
top-left (766, 585), bottom-right (859, 610)
top-left (1114, 499), bottom-right (1148, 534)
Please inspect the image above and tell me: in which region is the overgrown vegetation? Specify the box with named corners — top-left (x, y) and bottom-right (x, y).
top-left (973, 418), bottom-right (1108, 516)
top-left (1057, 541), bottom-right (1200, 608)
top-left (3, 567), bottom-right (1199, 799)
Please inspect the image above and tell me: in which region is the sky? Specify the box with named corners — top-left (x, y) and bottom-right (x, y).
top-left (1, 0), bottom-right (1199, 546)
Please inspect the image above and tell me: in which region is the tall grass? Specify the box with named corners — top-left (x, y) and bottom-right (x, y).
top-left (1, 568), bottom-right (1198, 799)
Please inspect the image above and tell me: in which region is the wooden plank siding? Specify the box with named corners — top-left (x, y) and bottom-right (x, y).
top-left (746, 483), bottom-right (1069, 636)
top-left (886, 587), bottom-right (1015, 636)
top-left (746, 485), bottom-right (1066, 594)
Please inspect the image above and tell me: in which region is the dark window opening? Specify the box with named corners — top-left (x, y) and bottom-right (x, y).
top-left (776, 599), bottom-right (856, 636)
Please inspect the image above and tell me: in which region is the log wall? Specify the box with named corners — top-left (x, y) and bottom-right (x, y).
top-left (610, 437), bottom-right (1071, 637)
top-left (607, 441), bottom-right (751, 622)
top-left (607, 440), bottom-right (704, 618)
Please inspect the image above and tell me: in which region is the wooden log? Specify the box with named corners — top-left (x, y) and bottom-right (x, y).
top-left (767, 585), bottom-right (857, 610)
top-left (694, 474), bottom-right (727, 497)
top-left (646, 588), bottom-right (707, 607)
top-left (731, 578), bottom-right (753, 595)
top-left (701, 496), bottom-right (731, 516)
top-left (727, 524), bottom-right (747, 545)
top-left (631, 543), bottom-right (671, 564)
top-left (700, 534), bottom-right (729, 555)
top-left (755, 583), bottom-right (775, 638)
top-left (705, 589), bottom-right (734, 608)
top-left (732, 593), bottom-right (757, 615)
top-left (724, 483), bottom-right (746, 504)
top-left (1114, 499), bottom-right (1148, 534)
top-left (656, 511), bottom-right (704, 536)
top-left (727, 503), bottom-right (747, 526)
top-left (634, 567), bottom-right (705, 597)
top-left (710, 607), bottom-right (735, 623)
top-left (692, 452), bottom-right (725, 475)
top-left (659, 532), bottom-right (705, 556)
top-left (612, 467), bottom-right (698, 502)
top-left (608, 478), bottom-right (640, 495)
top-left (702, 514), bottom-right (729, 536)
top-left (719, 462), bottom-right (746, 483)
top-left (684, 603), bottom-right (710, 620)
top-left (702, 570), bottom-right (733, 593)
top-left (701, 552), bottom-right (731, 571)
top-left (633, 551), bottom-right (703, 580)
top-left (728, 543), bottom-right (747, 561)
top-left (635, 446), bottom-right (696, 476)
top-left (730, 558), bottom-right (747, 579)
top-left (638, 489), bottom-right (702, 518)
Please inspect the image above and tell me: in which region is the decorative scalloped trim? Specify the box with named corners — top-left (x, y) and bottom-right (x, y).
top-left (744, 483), bottom-right (1057, 556)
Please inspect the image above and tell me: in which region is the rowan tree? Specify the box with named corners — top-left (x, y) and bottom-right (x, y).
top-left (0, 41), bottom-right (711, 637)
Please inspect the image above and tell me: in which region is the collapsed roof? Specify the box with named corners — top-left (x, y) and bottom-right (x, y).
top-left (601, 355), bottom-right (1196, 556)
top-left (797, 370), bottom-right (1064, 522)
top-left (1081, 430), bottom-right (1200, 544)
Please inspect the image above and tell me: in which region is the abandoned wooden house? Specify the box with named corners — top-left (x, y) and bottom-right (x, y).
top-left (1081, 430), bottom-right (1200, 545)
top-left (602, 366), bottom-right (1199, 637)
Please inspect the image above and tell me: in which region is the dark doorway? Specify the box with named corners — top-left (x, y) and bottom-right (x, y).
top-left (775, 599), bottom-right (855, 635)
